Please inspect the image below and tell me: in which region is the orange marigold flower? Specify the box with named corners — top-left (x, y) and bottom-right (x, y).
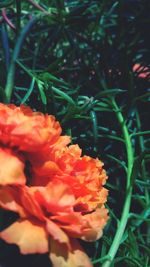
top-left (0, 103), bottom-right (61, 152)
top-left (0, 103), bottom-right (109, 267)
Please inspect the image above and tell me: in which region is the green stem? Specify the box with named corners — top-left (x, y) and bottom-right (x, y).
top-left (4, 17), bottom-right (36, 103)
top-left (135, 110), bottom-right (150, 245)
top-left (135, 111), bottom-right (149, 204)
top-left (16, 0), bottom-right (21, 34)
top-left (101, 98), bottom-right (134, 267)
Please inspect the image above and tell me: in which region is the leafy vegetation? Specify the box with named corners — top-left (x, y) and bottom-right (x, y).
top-left (0, 1), bottom-right (150, 266)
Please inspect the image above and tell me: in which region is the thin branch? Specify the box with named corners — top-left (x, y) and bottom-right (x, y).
top-left (1, 8), bottom-right (16, 30)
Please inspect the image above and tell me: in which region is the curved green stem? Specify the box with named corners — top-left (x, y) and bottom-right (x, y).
top-left (135, 110), bottom-right (150, 245)
top-left (135, 111), bottom-right (149, 204)
top-left (4, 17), bottom-right (36, 103)
top-left (101, 98), bottom-right (134, 267)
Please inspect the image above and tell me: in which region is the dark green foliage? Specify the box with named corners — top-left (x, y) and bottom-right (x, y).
top-left (0, 1), bottom-right (150, 267)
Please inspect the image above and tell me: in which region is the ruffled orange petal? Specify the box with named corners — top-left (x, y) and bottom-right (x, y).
top-left (0, 103), bottom-right (61, 152)
top-left (46, 219), bottom-right (70, 246)
top-left (0, 148), bottom-right (26, 185)
top-left (26, 135), bottom-right (71, 167)
top-left (34, 180), bottom-right (75, 213)
top-left (49, 238), bottom-right (93, 267)
top-left (20, 186), bottom-right (45, 220)
top-left (51, 212), bottom-right (84, 237)
top-left (0, 186), bottom-right (26, 217)
top-left (0, 219), bottom-right (49, 254)
top-left (54, 150), bottom-right (108, 210)
top-left (50, 136), bottom-right (71, 155)
top-left (75, 187), bottom-right (109, 212)
top-left (31, 161), bottom-right (62, 186)
top-left (11, 115), bottom-right (61, 151)
top-left (56, 145), bottom-right (82, 173)
top-left (81, 206), bottom-right (109, 241)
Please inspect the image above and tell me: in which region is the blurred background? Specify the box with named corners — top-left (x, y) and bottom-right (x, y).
top-left (0, 1), bottom-right (150, 266)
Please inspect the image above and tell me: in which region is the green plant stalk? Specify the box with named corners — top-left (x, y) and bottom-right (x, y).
top-left (135, 110), bottom-right (150, 245)
top-left (16, 0), bottom-right (21, 34)
top-left (135, 111), bottom-right (149, 204)
top-left (101, 98), bottom-right (134, 267)
top-left (4, 17), bottom-right (36, 103)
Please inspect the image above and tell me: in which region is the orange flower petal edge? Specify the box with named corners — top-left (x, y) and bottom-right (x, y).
top-left (0, 103), bottom-right (109, 267)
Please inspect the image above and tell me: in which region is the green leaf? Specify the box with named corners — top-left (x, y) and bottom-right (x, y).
top-left (38, 72), bottom-right (67, 85)
top-left (51, 86), bottom-right (76, 106)
top-left (37, 81), bottom-right (47, 105)
top-left (95, 89), bottom-right (126, 98)
top-left (90, 110), bottom-right (98, 144)
top-left (21, 78), bottom-right (35, 104)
